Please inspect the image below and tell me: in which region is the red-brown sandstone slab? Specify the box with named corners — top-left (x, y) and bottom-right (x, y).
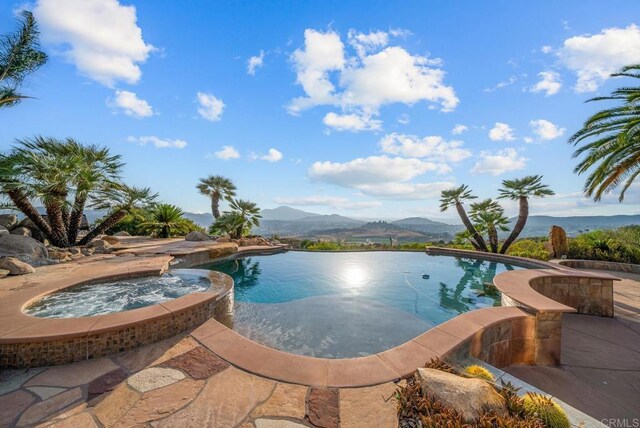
top-left (339, 382), bottom-right (398, 428)
top-left (92, 384), bottom-right (140, 427)
top-left (161, 346), bottom-right (229, 379)
top-left (306, 388), bottom-right (339, 428)
top-left (87, 368), bottom-right (128, 400)
top-left (44, 412), bottom-right (98, 428)
top-left (154, 367), bottom-right (274, 427)
top-left (117, 378), bottom-right (204, 426)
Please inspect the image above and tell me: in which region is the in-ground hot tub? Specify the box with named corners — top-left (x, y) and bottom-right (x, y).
top-left (24, 270), bottom-right (217, 318)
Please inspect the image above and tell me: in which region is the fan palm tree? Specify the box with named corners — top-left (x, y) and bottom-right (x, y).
top-left (497, 175), bottom-right (554, 254)
top-left (228, 198), bottom-right (261, 239)
top-left (1, 11), bottom-right (47, 108)
top-left (79, 185), bottom-right (157, 245)
top-left (569, 64), bottom-right (640, 202)
top-left (209, 212), bottom-right (243, 237)
top-left (440, 185), bottom-right (488, 251)
top-left (469, 199), bottom-right (510, 253)
top-left (196, 175), bottom-right (236, 218)
top-left (139, 204), bottom-right (192, 238)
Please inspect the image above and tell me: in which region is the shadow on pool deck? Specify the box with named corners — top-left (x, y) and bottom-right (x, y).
top-left (504, 269), bottom-right (640, 421)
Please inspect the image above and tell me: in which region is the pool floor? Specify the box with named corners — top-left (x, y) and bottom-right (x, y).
top-left (199, 251), bottom-right (523, 358)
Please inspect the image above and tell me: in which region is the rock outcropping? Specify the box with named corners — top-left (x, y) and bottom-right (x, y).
top-left (548, 225), bottom-right (568, 258)
top-left (0, 234), bottom-right (49, 265)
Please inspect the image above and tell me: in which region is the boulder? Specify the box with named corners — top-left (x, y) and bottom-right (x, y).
top-left (48, 247), bottom-right (71, 262)
top-left (0, 226), bottom-right (9, 235)
top-left (17, 217), bottom-right (36, 229)
top-left (0, 234), bottom-right (48, 265)
top-left (0, 269), bottom-right (9, 278)
top-left (113, 231), bottom-right (131, 236)
top-left (215, 236), bottom-right (231, 243)
top-left (0, 257), bottom-right (36, 275)
top-left (236, 237), bottom-right (271, 247)
top-left (68, 247), bottom-right (82, 255)
top-left (86, 239), bottom-right (112, 249)
top-left (101, 236), bottom-right (120, 245)
top-left (185, 231), bottom-right (212, 242)
top-left (548, 225), bottom-right (567, 258)
top-left (0, 214), bottom-right (17, 229)
top-left (415, 368), bottom-right (506, 422)
top-left (10, 226), bottom-right (32, 237)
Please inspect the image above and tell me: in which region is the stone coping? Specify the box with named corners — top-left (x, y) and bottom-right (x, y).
top-left (0, 256), bottom-right (232, 345)
top-left (425, 246), bottom-right (559, 269)
top-left (191, 306), bottom-right (532, 388)
top-left (558, 258), bottom-right (640, 274)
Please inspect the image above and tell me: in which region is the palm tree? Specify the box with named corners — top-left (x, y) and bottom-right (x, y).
top-left (139, 204), bottom-right (192, 238)
top-left (569, 64), bottom-right (640, 202)
top-left (228, 198), bottom-right (261, 239)
top-left (498, 175), bottom-right (554, 254)
top-left (469, 199), bottom-right (510, 253)
top-left (196, 175), bottom-right (236, 219)
top-left (209, 212), bottom-right (243, 237)
top-left (440, 185), bottom-right (488, 251)
top-left (79, 185), bottom-right (157, 245)
top-left (1, 11), bottom-right (47, 108)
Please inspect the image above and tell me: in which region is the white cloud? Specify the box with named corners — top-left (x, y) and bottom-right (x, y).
top-left (558, 24), bottom-right (640, 92)
top-left (34, 0), bottom-right (154, 86)
top-left (309, 155), bottom-right (448, 188)
top-left (379, 133), bottom-right (471, 162)
top-left (483, 76), bottom-right (517, 93)
top-left (260, 148), bottom-right (283, 162)
top-left (356, 182), bottom-right (455, 199)
top-left (247, 50), bottom-right (265, 75)
top-left (451, 124), bottom-right (468, 135)
top-left (397, 114), bottom-right (410, 125)
top-left (109, 90), bottom-right (153, 118)
top-left (523, 137), bottom-right (534, 144)
top-left (212, 146), bottom-right (240, 160)
top-left (127, 136), bottom-right (187, 149)
top-left (529, 119), bottom-right (566, 141)
top-left (488, 122), bottom-right (515, 141)
top-left (288, 28), bottom-right (458, 129)
top-left (541, 45), bottom-right (553, 54)
top-left (274, 195), bottom-right (381, 210)
top-left (470, 148), bottom-right (526, 176)
top-left (531, 71), bottom-right (562, 96)
top-left (323, 111), bottom-right (382, 132)
top-left (348, 29), bottom-right (389, 57)
top-left (196, 92), bottom-right (225, 121)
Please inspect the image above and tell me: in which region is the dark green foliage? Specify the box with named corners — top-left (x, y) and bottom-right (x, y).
top-left (569, 64), bottom-right (640, 201)
top-left (506, 239), bottom-right (550, 261)
top-left (566, 225), bottom-right (640, 263)
top-left (1, 11), bottom-right (47, 108)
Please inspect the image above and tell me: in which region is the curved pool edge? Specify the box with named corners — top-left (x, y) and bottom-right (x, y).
top-left (0, 254), bottom-right (234, 369)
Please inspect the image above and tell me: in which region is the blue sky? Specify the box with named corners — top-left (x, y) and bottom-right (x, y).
top-left (2, 0), bottom-right (640, 221)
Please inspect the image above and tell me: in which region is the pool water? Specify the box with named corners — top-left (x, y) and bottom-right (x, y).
top-left (25, 270), bottom-right (211, 318)
top-left (199, 251), bottom-right (523, 358)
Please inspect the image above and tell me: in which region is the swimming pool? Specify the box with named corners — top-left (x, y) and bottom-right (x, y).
top-left (199, 251), bottom-right (524, 358)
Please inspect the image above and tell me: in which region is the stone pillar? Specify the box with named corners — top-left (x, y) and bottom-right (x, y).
top-left (534, 312), bottom-right (562, 365)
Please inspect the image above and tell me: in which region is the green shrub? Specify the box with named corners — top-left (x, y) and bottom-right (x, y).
top-left (507, 239), bottom-right (550, 261)
top-left (567, 226), bottom-right (640, 264)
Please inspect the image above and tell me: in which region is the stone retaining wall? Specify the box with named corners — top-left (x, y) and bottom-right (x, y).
top-left (529, 274), bottom-right (614, 317)
top-left (559, 259), bottom-right (640, 274)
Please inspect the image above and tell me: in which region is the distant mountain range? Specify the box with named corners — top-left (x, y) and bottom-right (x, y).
top-left (19, 206), bottom-right (640, 242)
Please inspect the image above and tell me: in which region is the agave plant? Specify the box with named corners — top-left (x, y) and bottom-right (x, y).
top-left (0, 11), bottom-right (47, 108)
top-left (569, 64), bottom-right (640, 202)
top-left (138, 204), bottom-right (193, 238)
top-left (196, 175), bottom-right (236, 218)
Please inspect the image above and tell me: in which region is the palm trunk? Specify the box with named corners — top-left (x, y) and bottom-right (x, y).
top-left (211, 196), bottom-right (220, 219)
top-left (500, 196), bottom-right (528, 254)
top-left (6, 189), bottom-right (53, 236)
top-left (488, 226), bottom-right (498, 253)
top-left (44, 199), bottom-right (69, 247)
top-left (78, 209), bottom-right (127, 245)
top-left (456, 202), bottom-right (488, 252)
top-left (67, 194), bottom-right (87, 244)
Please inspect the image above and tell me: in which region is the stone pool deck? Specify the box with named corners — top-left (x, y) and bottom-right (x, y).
top-left (1, 241), bottom-right (638, 426)
top-left (504, 269), bottom-right (640, 422)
